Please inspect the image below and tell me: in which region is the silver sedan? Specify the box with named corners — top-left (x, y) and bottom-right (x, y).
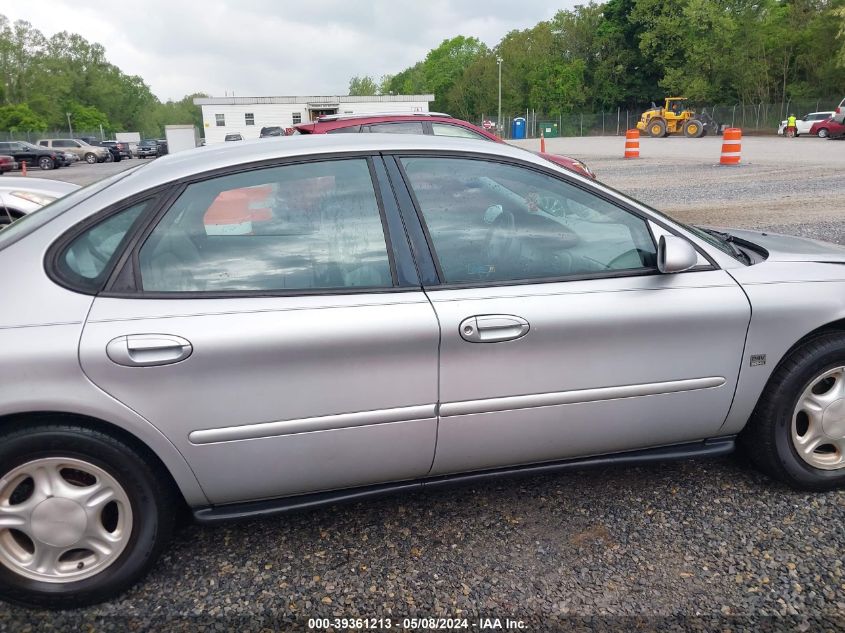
top-left (1, 135), bottom-right (845, 608)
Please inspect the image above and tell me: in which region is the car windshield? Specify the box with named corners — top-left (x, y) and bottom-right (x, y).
top-left (0, 165), bottom-right (142, 250)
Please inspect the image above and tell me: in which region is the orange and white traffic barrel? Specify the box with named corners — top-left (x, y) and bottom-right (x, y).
top-left (720, 128), bottom-right (742, 165)
top-left (624, 129), bottom-right (639, 159)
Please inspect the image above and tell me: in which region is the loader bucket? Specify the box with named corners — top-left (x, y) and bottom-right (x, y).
top-left (698, 111), bottom-right (720, 136)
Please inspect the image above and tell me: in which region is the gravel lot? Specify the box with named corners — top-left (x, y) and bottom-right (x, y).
top-left (2, 137), bottom-right (844, 632)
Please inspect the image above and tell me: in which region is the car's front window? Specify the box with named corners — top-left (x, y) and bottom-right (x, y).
top-left (401, 156), bottom-right (657, 284)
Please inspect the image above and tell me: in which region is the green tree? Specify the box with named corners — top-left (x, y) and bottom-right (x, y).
top-left (0, 102), bottom-right (46, 131)
top-left (67, 102), bottom-right (109, 132)
top-left (348, 75), bottom-right (379, 96)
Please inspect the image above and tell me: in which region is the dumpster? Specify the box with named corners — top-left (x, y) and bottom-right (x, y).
top-left (511, 117), bottom-right (526, 140)
top-left (539, 121), bottom-right (559, 138)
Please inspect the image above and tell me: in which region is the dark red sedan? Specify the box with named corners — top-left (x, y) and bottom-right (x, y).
top-left (294, 113), bottom-right (596, 179)
top-left (0, 155), bottom-right (13, 174)
top-left (809, 117), bottom-right (845, 139)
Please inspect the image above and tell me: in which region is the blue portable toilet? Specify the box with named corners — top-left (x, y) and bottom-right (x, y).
top-left (511, 117), bottom-right (526, 140)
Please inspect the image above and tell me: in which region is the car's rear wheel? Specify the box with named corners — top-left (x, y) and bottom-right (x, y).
top-left (38, 157), bottom-right (53, 171)
top-left (84, 153), bottom-right (97, 165)
top-left (0, 424), bottom-right (176, 608)
top-left (742, 332), bottom-right (845, 490)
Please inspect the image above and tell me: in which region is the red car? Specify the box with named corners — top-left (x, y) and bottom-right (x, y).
top-left (294, 113), bottom-right (596, 179)
top-left (0, 155), bottom-right (13, 174)
top-left (809, 117), bottom-right (845, 139)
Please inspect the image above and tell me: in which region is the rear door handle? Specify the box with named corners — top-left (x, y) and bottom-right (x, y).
top-left (106, 334), bottom-right (193, 367)
top-left (459, 315), bottom-right (530, 343)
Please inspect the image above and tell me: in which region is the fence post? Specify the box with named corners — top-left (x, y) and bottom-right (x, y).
top-left (580, 114), bottom-right (583, 136)
top-left (617, 107), bottom-right (620, 136)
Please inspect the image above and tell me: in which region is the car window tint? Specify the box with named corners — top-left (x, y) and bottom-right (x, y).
top-left (57, 201), bottom-right (149, 292)
top-left (401, 157), bottom-right (657, 284)
top-left (366, 122), bottom-right (425, 134)
top-left (138, 159), bottom-right (393, 293)
top-left (326, 125), bottom-right (361, 134)
top-left (431, 123), bottom-right (488, 140)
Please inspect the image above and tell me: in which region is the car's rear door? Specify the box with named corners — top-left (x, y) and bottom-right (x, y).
top-left (386, 153), bottom-right (751, 475)
top-left (75, 155), bottom-right (439, 504)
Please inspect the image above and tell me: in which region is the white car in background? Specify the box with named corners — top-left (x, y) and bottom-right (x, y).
top-left (0, 177), bottom-right (80, 227)
top-left (777, 111), bottom-right (835, 136)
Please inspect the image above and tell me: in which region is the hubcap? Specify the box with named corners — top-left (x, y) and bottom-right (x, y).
top-left (0, 457), bottom-right (132, 583)
top-left (792, 367), bottom-right (845, 470)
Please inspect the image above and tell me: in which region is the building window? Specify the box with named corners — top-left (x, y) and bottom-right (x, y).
top-left (215, 114), bottom-right (225, 127)
top-left (292, 112), bottom-right (302, 124)
top-left (245, 113), bottom-right (255, 126)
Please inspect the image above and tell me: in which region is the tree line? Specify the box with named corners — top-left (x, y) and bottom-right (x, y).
top-left (0, 15), bottom-right (203, 136)
top-left (350, 0), bottom-right (845, 120)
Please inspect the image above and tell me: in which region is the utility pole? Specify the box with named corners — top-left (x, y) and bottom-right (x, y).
top-left (66, 112), bottom-right (73, 138)
top-left (496, 56), bottom-right (503, 137)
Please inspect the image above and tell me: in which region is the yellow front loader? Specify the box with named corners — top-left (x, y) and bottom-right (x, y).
top-left (636, 98), bottom-right (719, 138)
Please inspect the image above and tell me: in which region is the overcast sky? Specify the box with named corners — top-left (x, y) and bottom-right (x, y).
top-left (1, 1), bottom-right (579, 102)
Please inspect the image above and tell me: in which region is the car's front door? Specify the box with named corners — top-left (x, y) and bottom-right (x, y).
top-left (75, 156), bottom-right (440, 504)
top-left (391, 155), bottom-right (751, 475)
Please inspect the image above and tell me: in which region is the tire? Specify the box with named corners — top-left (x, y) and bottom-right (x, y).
top-left (37, 157), bottom-right (53, 171)
top-left (84, 153), bottom-right (97, 165)
top-left (647, 118), bottom-right (667, 138)
top-left (819, 128), bottom-right (829, 138)
top-left (0, 423), bottom-right (176, 608)
top-left (741, 332), bottom-right (845, 490)
top-left (104, 152), bottom-right (114, 163)
top-left (683, 119), bottom-right (704, 138)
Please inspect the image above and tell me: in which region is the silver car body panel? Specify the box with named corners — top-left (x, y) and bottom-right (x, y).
top-left (79, 293), bottom-right (440, 504)
top-left (720, 260), bottom-right (845, 435)
top-left (0, 177), bottom-right (79, 215)
top-left (425, 271), bottom-right (751, 475)
top-left (438, 376), bottom-right (726, 418)
top-left (1, 135), bottom-right (845, 506)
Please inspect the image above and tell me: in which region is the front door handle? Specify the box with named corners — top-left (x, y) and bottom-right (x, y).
top-left (459, 315), bottom-right (530, 343)
top-left (106, 334), bottom-right (193, 367)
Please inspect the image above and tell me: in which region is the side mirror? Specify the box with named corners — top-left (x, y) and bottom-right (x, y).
top-left (658, 235), bottom-right (698, 274)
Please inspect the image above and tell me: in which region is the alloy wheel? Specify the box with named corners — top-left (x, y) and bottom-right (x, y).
top-left (792, 366), bottom-right (845, 470)
top-left (0, 457), bottom-right (133, 583)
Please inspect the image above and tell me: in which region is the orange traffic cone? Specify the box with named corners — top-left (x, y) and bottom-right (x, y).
top-left (21, 160), bottom-right (26, 176)
top-left (624, 129), bottom-right (640, 159)
top-left (539, 131), bottom-right (546, 153)
top-left (720, 128), bottom-right (742, 165)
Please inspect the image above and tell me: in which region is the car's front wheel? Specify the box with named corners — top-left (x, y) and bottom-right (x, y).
top-left (819, 128), bottom-right (830, 138)
top-left (84, 153), bottom-right (97, 164)
top-left (743, 332), bottom-right (845, 490)
top-left (0, 424), bottom-right (176, 608)
top-left (37, 157), bottom-right (53, 171)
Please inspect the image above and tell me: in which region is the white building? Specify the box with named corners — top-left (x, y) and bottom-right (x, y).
top-left (194, 94), bottom-right (435, 144)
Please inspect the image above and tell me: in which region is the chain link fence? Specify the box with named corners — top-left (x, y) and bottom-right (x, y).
top-left (477, 98), bottom-right (840, 139)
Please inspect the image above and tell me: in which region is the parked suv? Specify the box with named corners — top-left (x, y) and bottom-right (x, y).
top-left (294, 112), bottom-right (595, 178)
top-left (136, 139), bottom-right (159, 158)
top-left (259, 126), bottom-right (284, 137)
top-left (37, 139), bottom-right (110, 164)
top-left (102, 140), bottom-right (133, 158)
top-left (0, 141), bottom-right (62, 170)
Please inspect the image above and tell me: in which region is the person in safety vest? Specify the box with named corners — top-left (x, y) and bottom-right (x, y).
top-left (786, 114), bottom-right (798, 137)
